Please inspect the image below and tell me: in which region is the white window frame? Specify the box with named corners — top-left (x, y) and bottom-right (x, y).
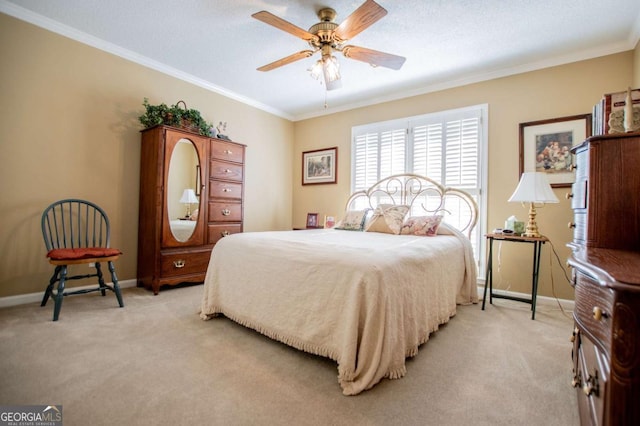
top-left (351, 104), bottom-right (488, 274)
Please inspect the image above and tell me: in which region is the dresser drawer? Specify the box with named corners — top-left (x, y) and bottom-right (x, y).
top-left (576, 334), bottom-right (607, 425)
top-left (211, 140), bottom-right (244, 163)
top-left (208, 201), bottom-right (242, 222)
top-left (574, 271), bottom-right (614, 352)
top-left (209, 181), bottom-right (242, 200)
top-left (160, 249), bottom-right (211, 278)
top-left (572, 212), bottom-right (587, 244)
top-left (210, 160), bottom-right (243, 181)
top-left (207, 223), bottom-right (242, 245)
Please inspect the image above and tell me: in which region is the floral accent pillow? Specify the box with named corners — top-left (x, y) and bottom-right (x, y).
top-left (365, 204), bottom-right (410, 235)
top-left (400, 215), bottom-right (444, 236)
top-left (335, 209), bottom-right (370, 231)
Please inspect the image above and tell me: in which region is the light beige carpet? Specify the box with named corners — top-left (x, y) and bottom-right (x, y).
top-left (0, 285), bottom-right (578, 426)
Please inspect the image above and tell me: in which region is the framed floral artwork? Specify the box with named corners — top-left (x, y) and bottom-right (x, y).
top-left (519, 114), bottom-right (592, 188)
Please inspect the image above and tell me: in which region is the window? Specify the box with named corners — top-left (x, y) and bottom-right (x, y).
top-left (351, 104), bottom-right (488, 265)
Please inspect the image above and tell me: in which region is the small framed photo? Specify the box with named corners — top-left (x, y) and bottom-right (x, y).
top-left (519, 114), bottom-right (592, 188)
top-left (302, 147), bottom-right (337, 185)
top-left (324, 215), bottom-right (336, 229)
top-left (306, 213), bottom-right (319, 228)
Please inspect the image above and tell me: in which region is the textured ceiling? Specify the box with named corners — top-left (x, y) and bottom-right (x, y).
top-left (2, 0), bottom-right (640, 121)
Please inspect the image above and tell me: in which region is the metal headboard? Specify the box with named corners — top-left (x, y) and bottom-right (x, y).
top-left (345, 173), bottom-right (478, 238)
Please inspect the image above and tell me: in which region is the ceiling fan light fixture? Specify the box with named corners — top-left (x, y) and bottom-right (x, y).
top-left (323, 55), bottom-right (341, 82)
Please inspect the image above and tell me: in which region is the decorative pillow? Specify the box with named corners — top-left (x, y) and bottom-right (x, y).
top-left (365, 204), bottom-right (410, 235)
top-left (400, 215), bottom-right (444, 236)
top-left (47, 247), bottom-right (122, 260)
top-left (335, 209), bottom-right (370, 231)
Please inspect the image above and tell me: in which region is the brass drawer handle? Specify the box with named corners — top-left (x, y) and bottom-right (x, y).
top-left (221, 209), bottom-right (231, 216)
top-left (223, 188), bottom-right (232, 192)
top-left (224, 168), bottom-right (231, 173)
top-left (592, 306), bottom-right (607, 321)
top-left (582, 370), bottom-right (599, 396)
top-left (570, 327), bottom-right (579, 343)
top-left (173, 260), bottom-right (185, 268)
top-left (224, 149), bottom-right (233, 155)
top-left (221, 230), bottom-right (230, 237)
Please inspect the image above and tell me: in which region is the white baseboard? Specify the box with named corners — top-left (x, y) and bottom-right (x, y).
top-left (0, 279), bottom-right (137, 308)
top-left (476, 284), bottom-right (575, 311)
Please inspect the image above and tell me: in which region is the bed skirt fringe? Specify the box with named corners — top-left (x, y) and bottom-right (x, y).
top-left (200, 307), bottom-right (341, 362)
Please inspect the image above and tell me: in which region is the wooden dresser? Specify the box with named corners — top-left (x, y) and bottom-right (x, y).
top-left (567, 133), bottom-right (640, 425)
top-left (137, 125), bottom-right (245, 294)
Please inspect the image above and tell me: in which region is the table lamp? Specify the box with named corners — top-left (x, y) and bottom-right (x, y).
top-left (508, 172), bottom-right (558, 237)
top-left (179, 188), bottom-right (199, 218)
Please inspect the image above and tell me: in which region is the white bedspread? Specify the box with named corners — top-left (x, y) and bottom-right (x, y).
top-left (200, 224), bottom-right (477, 395)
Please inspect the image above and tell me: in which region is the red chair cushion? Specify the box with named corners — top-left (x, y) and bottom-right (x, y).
top-left (47, 247), bottom-right (122, 260)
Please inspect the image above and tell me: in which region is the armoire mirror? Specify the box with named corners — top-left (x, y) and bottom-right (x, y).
top-left (167, 138), bottom-right (200, 242)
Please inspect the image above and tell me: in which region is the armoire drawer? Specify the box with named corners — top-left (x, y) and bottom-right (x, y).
top-left (208, 181), bottom-right (242, 200)
top-left (160, 249), bottom-right (212, 278)
top-left (211, 140), bottom-right (244, 163)
top-left (210, 160), bottom-right (243, 181)
top-left (208, 202), bottom-right (242, 222)
top-left (207, 223), bottom-right (242, 245)
top-left (574, 271), bottom-right (614, 351)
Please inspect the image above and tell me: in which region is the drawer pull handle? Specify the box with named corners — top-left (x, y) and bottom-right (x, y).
top-left (571, 376), bottom-right (581, 388)
top-left (221, 230), bottom-right (230, 237)
top-left (592, 306), bottom-right (607, 321)
top-left (221, 209), bottom-right (231, 216)
top-left (224, 168), bottom-right (231, 173)
top-left (565, 193), bottom-right (573, 199)
top-left (570, 327), bottom-right (579, 343)
top-left (224, 149), bottom-right (233, 155)
top-left (223, 188), bottom-right (232, 192)
top-left (173, 260), bottom-right (185, 268)
top-left (582, 371), bottom-right (599, 397)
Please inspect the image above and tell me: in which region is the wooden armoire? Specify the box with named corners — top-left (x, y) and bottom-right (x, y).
top-left (137, 125), bottom-right (245, 294)
top-left (567, 132), bottom-right (640, 425)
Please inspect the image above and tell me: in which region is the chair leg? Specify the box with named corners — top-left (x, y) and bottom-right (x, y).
top-left (108, 261), bottom-right (124, 308)
top-left (41, 266), bottom-right (61, 307)
top-left (95, 262), bottom-right (107, 296)
top-left (53, 266), bottom-right (68, 321)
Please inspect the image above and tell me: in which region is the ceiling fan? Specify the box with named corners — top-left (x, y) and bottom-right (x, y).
top-left (252, 0), bottom-right (406, 90)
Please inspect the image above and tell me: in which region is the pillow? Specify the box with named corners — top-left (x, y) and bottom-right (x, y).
top-left (335, 209), bottom-right (370, 231)
top-left (400, 215), bottom-right (444, 236)
top-left (47, 247), bottom-right (122, 260)
top-left (365, 204), bottom-right (410, 235)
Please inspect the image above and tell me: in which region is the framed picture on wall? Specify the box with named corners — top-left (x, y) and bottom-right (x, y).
top-left (302, 147), bottom-right (337, 185)
top-left (519, 114), bottom-right (592, 188)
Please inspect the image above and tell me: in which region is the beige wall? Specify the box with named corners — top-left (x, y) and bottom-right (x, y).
top-left (293, 52), bottom-right (634, 301)
top-left (1, 11), bottom-right (637, 302)
top-left (0, 14), bottom-right (294, 298)
top-left (634, 39), bottom-right (640, 86)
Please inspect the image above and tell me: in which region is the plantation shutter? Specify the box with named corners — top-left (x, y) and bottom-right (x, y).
top-left (351, 105), bottom-right (486, 261)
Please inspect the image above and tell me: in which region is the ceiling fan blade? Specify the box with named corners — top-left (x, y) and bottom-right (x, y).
top-left (257, 50), bottom-right (316, 72)
top-left (334, 0), bottom-right (388, 42)
top-left (252, 11), bottom-right (319, 43)
top-left (342, 45), bottom-right (406, 70)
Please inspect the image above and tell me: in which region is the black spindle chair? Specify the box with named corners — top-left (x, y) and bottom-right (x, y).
top-left (41, 199), bottom-right (124, 321)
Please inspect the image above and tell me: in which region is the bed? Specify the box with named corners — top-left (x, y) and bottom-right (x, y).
top-left (200, 174), bottom-right (479, 395)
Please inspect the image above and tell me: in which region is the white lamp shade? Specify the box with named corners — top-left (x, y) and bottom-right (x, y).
top-left (179, 189), bottom-right (199, 204)
top-left (508, 172), bottom-right (559, 203)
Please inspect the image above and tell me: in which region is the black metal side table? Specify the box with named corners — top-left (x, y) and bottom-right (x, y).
top-left (481, 233), bottom-right (548, 320)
